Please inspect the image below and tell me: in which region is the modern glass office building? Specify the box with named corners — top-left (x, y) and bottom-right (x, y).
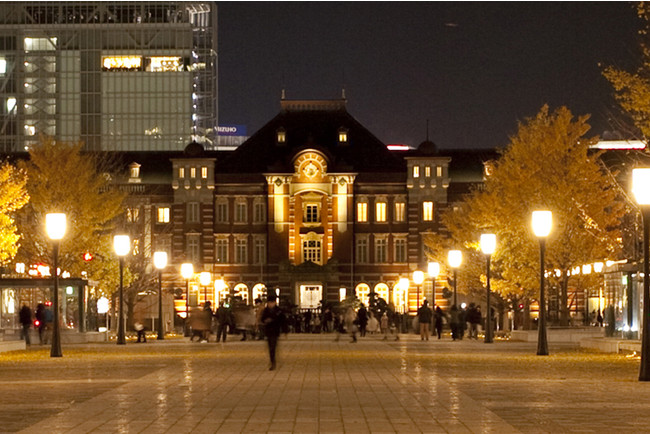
top-left (0, 2), bottom-right (217, 152)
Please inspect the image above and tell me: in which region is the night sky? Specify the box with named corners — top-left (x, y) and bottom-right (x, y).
top-left (217, 2), bottom-right (641, 150)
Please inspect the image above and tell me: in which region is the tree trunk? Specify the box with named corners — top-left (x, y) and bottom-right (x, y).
top-left (524, 299), bottom-right (532, 330)
top-left (559, 271), bottom-right (570, 326)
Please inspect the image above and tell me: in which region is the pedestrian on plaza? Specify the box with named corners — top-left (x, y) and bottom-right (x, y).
top-left (467, 303), bottom-right (481, 340)
top-left (449, 305), bottom-right (460, 341)
top-left (323, 307), bottom-right (333, 333)
top-left (380, 312), bottom-right (389, 340)
top-left (458, 305), bottom-right (467, 340)
top-left (202, 301), bottom-right (213, 342)
top-left (604, 304), bottom-right (616, 337)
top-left (345, 306), bottom-right (358, 343)
top-left (367, 312), bottom-right (379, 334)
top-left (261, 294), bottom-right (285, 371)
top-left (215, 301), bottom-right (232, 343)
top-left (357, 304), bottom-right (368, 337)
top-left (434, 305), bottom-right (445, 339)
top-left (417, 300), bottom-right (433, 341)
top-left (134, 320), bottom-right (147, 343)
top-left (35, 303), bottom-right (47, 345)
top-left (254, 298), bottom-right (265, 340)
top-left (43, 304), bottom-right (54, 344)
top-left (19, 304), bottom-right (32, 345)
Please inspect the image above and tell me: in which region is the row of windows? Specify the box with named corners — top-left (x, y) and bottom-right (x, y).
top-left (356, 201), bottom-right (434, 222)
top-left (413, 165), bottom-right (444, 178)
top-left (214, 238), bottom-right (265, 264)
top-left (178, 166), bottom-right (209, 179)
top-left (356, 236), bottom-right (408, 264)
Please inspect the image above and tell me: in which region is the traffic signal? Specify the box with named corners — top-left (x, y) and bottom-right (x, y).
top-left (83, 252), bottom-right (94, 262)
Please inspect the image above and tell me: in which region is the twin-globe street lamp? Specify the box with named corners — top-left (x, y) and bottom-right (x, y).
top-left (633, 168), bottom-right (650, 381)
top-left (480, 233), bottom-right (496, 344)
top-left (532, 210), bottom-right (552, 356)
top-left (45, 213), bottom-right (66, 358)
top-left (113, 234), bottom-right (131, 345)
top-left (153, 251), bottom-right (168, 340)
top-left (448, 250), bottom-right (462, 307)
top-left (180, 263), bottom-right (194, 336)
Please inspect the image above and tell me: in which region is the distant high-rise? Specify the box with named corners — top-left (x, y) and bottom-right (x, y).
top-left (0, 1), bottom-right (217, 152)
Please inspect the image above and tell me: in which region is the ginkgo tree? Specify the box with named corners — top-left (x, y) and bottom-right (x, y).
top-left (426, 106), bottom-right (625, 326)
top-left (0, 161), bottom-right (29, 264)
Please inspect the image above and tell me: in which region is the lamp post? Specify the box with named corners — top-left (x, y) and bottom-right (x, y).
top-left (481, 233), bottom-right (497, 344)
top-left (428, 262), bottom-right (440, 307)
top-left (199, 271), bottom-right (211, 306)
top-left (45, 213), bottom-right (66, 358)
top-left (180, 263), bottom-right (194, 337)
top-left (633, 168), bottom-right (650, 380)
top-left (113, 234), bottom-right (131, 345)
top-left (413, 270), bottom-right (424, 310)
top-left (448, 250), bottom-right (462, 307)
top-left (532, 210), bottom-right (552, 356)
top-left (153, 251), bottom-right (168, 340)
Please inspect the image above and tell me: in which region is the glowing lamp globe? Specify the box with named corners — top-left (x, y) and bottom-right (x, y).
top-left (413, 270), bottom-right (425, 285)
top-left (153, 251), bottom-right (168, 270)
top-left (428, 261), bottom-right (440, 278)
top-left (180, 263), bottom-right (194, 280)
top-left (113, 235), bottom-right (131, 257)
top-left (532, 210), bottom-right (552, 238)
top-left (480, 233), bottom-right (497, 255)
top-left (632, 168), bottom-right (650, 205)
top-left (45, 213), bottom-right (66, 240)
top-left (199, 271), bottom-right (211, 286)
top-left (448, 250), bottom-right (462, 269)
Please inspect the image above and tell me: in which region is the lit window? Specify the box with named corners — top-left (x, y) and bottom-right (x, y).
top-left (413, 166), bottom-right (420, 178)
top-left (157, 207), bottom-right (170, 223)
top-left (394, 238), bottom-right (407, 263)
top-left (129, 163), bottom-right (140, 179)
top-left (303, 240), bottom-right (322, 264)
top-left (425, 166), bottom-right (431, 177)
top-left (338, 128), bottom-right (348, 143)
top-left (24, 37), bottom-right (57, 52)
top-left (375, 238), bottom-right (387, 263)
top-left (305, 204), bottom-right (320, 223)
top-left (190, 167), bottom-right (196, 178)
top-left (395, 202), bottom-right (405, 222)
top-left (0, 58), bottom-right (5, 75)
top-left (126, 207), bottom-right (139, 223)
top-left (277, 128), bottom-right (286, 143)
top-left (6, 97), bottom-right (16, 113)
top-left (423, 201), bottom-right (434, 221)
top-left (102, 56), bottom-right (142, 70)
top-left (437, 166), bottom-right (443, 177)
top-left (357, 202), bottom-right (368, 222)
top-left (376, 202), bottom-right (387, 222)
top-left (179, 167), bottom-right (185, 178)
top-left (25, 125), bottom-right (36, 136)
top-left (201, 166), bottom-right (208, 179)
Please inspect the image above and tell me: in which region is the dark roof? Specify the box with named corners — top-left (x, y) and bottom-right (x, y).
top-left (217, 99), bottom-right (405, 174)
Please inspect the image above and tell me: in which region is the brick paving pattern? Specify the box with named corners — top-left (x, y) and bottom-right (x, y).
top-left (0, 334), bottom-right (647, 433)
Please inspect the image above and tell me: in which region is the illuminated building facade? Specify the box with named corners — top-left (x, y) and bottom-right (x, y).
top-left (0, 1), bottom-right (217, 152)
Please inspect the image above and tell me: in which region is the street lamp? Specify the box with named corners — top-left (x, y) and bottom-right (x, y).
top-left (448, 250), bottom-right (462, 306)
top-left (199, 271), bottom-right (211, 306)
top-left (180, 263), bottom-right (194, 337)
top-left (45, 213), bottom-right (66, 357)
top-left (428, 261), bottom-right (440, 307)
top-left (153, 251), bottom-right (168, 340)
top-left (481, 233), bottom-right (497, 344)
top-left (532, 210), bottom-right (552, 356)
top-left (413, 270), bottom-right (424, 309)
top-left (113, 234), bottom-right (131, 345)
top-left (633, 168), bottom-right (650, 380)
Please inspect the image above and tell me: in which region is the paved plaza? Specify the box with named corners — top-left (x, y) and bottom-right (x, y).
top-left (0, 333), bottom-right (648, 433)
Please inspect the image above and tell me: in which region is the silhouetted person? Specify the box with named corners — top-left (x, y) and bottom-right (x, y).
top-left (357, 304), bottom-right (368, 337)
top-left (19, 304), bottom-right (32, 345)
top-left (261, 294), bottom-right (285, 370)
top-left (35, 303), bottom-right (46, 345)
top-left (417, 300), bottom-right (433, 341)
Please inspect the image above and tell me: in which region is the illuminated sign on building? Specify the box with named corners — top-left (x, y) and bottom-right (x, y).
top-left (217, 125), bottom-right (247, 136)
top-left (102, 56), bottom-right (142, 70)
top-left (148, 56), bottom-right (182, 72)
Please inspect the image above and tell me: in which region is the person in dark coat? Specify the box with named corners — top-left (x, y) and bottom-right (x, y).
top-left (35, 303), bottom-right (47, 345)
top-left (357, 304), bottom-right (368, 337)
top-left (449, 305), bottom-right (461, 341)
top-left (215, 302), bottom-right (232, 343)
top-left (417, 300), bottom-right (433, 341)
top-left (434, 305), bottom-right (445, 339)
top-left (261, 294), bottom-right (285, 370)
top-left (19, 304), bottom-right (32, 345)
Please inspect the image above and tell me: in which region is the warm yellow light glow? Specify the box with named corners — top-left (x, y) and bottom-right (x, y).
top-left (339, 287), bottom-right (346, 301)
top-left (45, 213), bottom-right (66, 240)
top-left (113, 235), bottom-right (131, 256)
top-left (199, 271), bottom-right (211, 286)
top-left (632, 168), bottom-right (650, 205)
top-left (153, 251), bottom-right (168, 270)
top-left (582, 264), bottom-right (592, 275)
top-left (480, 233), bottom-right (496, 255)
top-left (448, 250), bottom-right (462, 268)
top-left (423, 201), bottom-right (434, 221)
top-left (180, 263), bottom-right (194, 280)
top-left (413, 270), bottom-right (425, 285)
top-left (398, 277), bottom-right (409, 290)
top-left (214, 278), bottom-right (226, 291)
top-left (102, 56), bottom-right (142, 70)
top-left (594, 262), bottom-right (604, 273)
top-left (532, 210), bottom-right (552, 237)
top-left (428, 261), bottom-right (440, 278)
top-left (149, 56), bottom-right (181, 72)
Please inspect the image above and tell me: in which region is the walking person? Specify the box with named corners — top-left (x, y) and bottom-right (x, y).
top-left (215, 301), bottom-right (232, 343)
top-left (345, 306), bottom-right (357, 343)
top-left (35, 303), bottom-right (47, 345)
top-left (380, 312), bottom-right (389, 340)
top-left (417, 300), bottom-right (433, 341)
top-left (434, 305), bottom-right (445, 339)
top-left (261, 294), bottom-right (285, 371)
top-left (449, 305), bottom-right (460, 341)
top-left (19, 304), bottom-right (32, 345)
top-left (357, 304), bottom-right (368, 337)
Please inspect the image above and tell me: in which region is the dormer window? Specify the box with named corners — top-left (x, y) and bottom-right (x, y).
top-left (338, 128), bottom-right (348, 144)
top-left (276, 127), bottom-right (286, 144)
top-left (201, 166), bottom-right (208, 179)
top-left (436, 166), bottom-right (443, 177)
top-left (128, 162), bottom-right (141, 183)
top-left (425, 166), bottom-right (431, 177)
top-left (190, 167), bottom-right (196, 178)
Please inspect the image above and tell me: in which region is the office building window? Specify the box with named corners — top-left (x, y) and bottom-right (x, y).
top-left (356, 238), bottom-right (368, 264)
top-left (375, 238), bottom-right (387, 263)
top-left (423, 201), bottom-right (434, 221)
top-left (187, 202), bottom-right (200, 223)
top-left (357, 202), bottom-right (368, 222)
top-left (305, 204), bottom-right (320, 223)
top-left (235, 201), bottom-right (248, 223)
top-left (395, 202), bottom-right (405, 222)
top-left (394, 238), bottom-right (407, 263)
top-left (216, 201), bottom-right (228, 223)
top-left (157, 207), bottom-right (170, 223)
top-left (235, 238), bottom-right (248, 263)
top-left (215, 238), bottom-right (228, 263)
top-left (376, 202), bottom-right (387, 222)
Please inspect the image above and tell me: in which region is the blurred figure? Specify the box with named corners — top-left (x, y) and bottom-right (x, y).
top-left (434, 305), bottom-right (445, 339)
top-left (19, 304), bottom-right (32, 345)
top-left (345, 306), bottom-right (357, 343)
top-left (35, 303), bottom-right (46, 345)
top-left (357, 304), bottom-right (368, 337)
top-left (215, 301), bottom-right (232, 343)
top-left (261, 294), bottom-right (285, 370)
top-left (417, 300), bottom-right (433, 341)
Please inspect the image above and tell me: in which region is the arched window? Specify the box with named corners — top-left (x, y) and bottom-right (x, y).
top-left (374, 283), bottom-right (389, 303)
top-left (252, 283), bottom-right (267, 301)
top-left (392, 280), bottom-right (409, 314)
top-left (234, 283), bottom-right (249, 305)
top-left (355, 283), bottom-right (370, 307)
top-left (214, 279), bottom-right (229, 306)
